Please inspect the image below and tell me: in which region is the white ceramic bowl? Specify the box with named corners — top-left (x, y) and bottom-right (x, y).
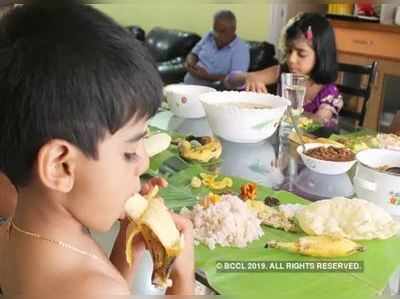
top-left (199, 91), bottom-right (289, 143)
top-left (297, 143), bottom-right (357, 175)
top-left (163, 84), bottom-right (216, 119)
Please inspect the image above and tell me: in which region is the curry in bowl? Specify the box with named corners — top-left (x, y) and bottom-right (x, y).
top-left (305, 146), bottom-right (355, 162)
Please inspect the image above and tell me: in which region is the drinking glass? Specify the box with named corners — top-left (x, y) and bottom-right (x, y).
top-left (281, 73), bottom-right (307, 116)
top-left (276, 73), bottom-right (307, 184)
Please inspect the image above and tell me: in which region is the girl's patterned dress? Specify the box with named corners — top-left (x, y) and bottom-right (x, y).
top-left (303, 83), bottom-right (343, 128)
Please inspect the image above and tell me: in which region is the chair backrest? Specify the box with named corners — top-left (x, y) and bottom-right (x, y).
top-left (126, 25), bottom-right (145, 42)
top-left (336, 61), bottom-right (378, 127)
top-left (246, 41), bottom-right (278, 72)
top-left (145, 27), bottom-right (201, 63)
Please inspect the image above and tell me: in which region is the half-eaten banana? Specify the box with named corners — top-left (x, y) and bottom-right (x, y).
top-left (124, 187), bottom-right (184, 288)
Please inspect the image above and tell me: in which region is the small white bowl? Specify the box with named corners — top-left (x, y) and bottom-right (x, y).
top-left (163, 84), bottom-right (216, 119)
top-left (199, 91), bottom-right (289, 143)
top-left (297, 143), bottom-right (356, 175)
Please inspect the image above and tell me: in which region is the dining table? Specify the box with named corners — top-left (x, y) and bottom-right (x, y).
top-left (146, 110), bottom-right (400, 298)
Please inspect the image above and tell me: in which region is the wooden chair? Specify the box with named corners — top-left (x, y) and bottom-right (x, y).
top-left (337, 61), bottom-right (378, 127)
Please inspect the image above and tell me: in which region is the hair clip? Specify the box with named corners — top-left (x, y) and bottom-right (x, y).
top-left (306, 26), bottom-right (313, 42)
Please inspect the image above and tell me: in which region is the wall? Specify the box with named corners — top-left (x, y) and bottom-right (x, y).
top-left (93, 2), bottom-right (270, 41)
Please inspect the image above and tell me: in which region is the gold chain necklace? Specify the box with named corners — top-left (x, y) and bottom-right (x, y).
top-left (10, 220), bottom-right (103, 262)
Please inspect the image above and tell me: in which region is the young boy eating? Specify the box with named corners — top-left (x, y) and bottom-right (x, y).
top-left (0, 1), bottom-right (194, 297)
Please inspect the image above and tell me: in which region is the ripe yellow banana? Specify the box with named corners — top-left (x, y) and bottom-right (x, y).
top-left (178, 136), bottom-right (222, 163)
top-left (125, 187), bottom-right (184, 288)
top-left (266, 236), bottom-right (365, 258)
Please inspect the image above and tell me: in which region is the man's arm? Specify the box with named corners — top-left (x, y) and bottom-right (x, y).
top-left (187, 65), bottom-right (225, 82)
top-left (230, 42), bottom-right (250, 73)
top-left (185, 32), bottom-right (208, 69)
top-left (184, 53), bottom-right (199, 69)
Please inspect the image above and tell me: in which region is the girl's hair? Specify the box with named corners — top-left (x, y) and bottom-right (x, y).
top-left (284, 13), bottom-right (338, 84)
top-left (0, 2), bottom-right (162, 187)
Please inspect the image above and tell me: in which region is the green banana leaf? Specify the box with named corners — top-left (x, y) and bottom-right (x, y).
top-left (159, 165), bottom-right (400, 299)
top-left (145, 124), bottom-right (400, 299)
top-left (195, 190), bottom-right (400, 299)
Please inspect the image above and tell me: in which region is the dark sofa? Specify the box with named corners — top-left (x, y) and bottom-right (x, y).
top-left (128, 26), bottom-right (278, 85)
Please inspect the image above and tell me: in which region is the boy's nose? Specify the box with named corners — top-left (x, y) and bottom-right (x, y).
top-left (139, 154), bottom-right (149, 175)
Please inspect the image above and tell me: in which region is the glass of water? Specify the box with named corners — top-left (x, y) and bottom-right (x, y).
top-left (276, 73), bottom-right (307, 180)
top-left (281, 73), bottom-right (307, 115)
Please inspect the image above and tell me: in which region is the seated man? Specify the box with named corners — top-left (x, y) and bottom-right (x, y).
top-left (184, 10), bottom-right (250, 88)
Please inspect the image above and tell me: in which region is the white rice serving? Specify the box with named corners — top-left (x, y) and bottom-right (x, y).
top-left (181, 194), bottom-right (264, 249)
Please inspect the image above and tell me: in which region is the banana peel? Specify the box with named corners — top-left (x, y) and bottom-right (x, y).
top-left (124, 187), bottom-right (184, 288)
top-left (178, 136), bottom-right (222, 163)
top-left (266, 236), bottom-right (365, 258)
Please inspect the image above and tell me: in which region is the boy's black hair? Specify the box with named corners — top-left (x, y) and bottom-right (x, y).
top-left (0, 1), bottom-right (163, 187)
top-left (285, 13), bottom-right (338, 84)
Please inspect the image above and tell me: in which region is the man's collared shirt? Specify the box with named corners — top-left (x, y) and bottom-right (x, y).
top-left (184, 31), bottom-right (250, 85)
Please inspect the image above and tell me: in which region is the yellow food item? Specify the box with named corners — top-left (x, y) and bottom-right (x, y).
top-left (246, 201), bottom-right (299, 232)
top-left (288, 132), bottom-right (343, 147)
top-left (201, 192), bottom-right (222, 208)
top-left (178, 136), bottom-right (222, 163)
top-left (199, 172), bottom-right (233, 190)
top-left (266, 236), bottom-right (365, 258)
top-left (315, 137), bottom-right (344, 147)
top-left (124, 187), bottom-right (184, 288)
top-left (288, 133), bottom-right (317, 144)
top-left (190, 176), bottom-right (202, 188)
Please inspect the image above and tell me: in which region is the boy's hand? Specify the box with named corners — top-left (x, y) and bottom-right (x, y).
top-left (166, 213), bottom-right (195, 295)
top-left (140, 176), bottom-right (168, 195)
top-left (112, 176), bottom-right (169, 283)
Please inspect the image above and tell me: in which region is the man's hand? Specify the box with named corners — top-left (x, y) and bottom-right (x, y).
top-left (187, 64), bottom-right (209, 79)
top-left (187, 64), bottom-right (225, 83)
top-left (184, 53), bottom-right (198, 70)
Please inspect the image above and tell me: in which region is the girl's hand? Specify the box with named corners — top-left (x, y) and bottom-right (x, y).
top-left (315, 106), bottom-right (334, 125)
top-left (245, 72), bottom-right (268, 93)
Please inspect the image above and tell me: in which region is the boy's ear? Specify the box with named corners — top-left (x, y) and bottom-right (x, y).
top-left (36, 140), bottom-right (79, 193)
